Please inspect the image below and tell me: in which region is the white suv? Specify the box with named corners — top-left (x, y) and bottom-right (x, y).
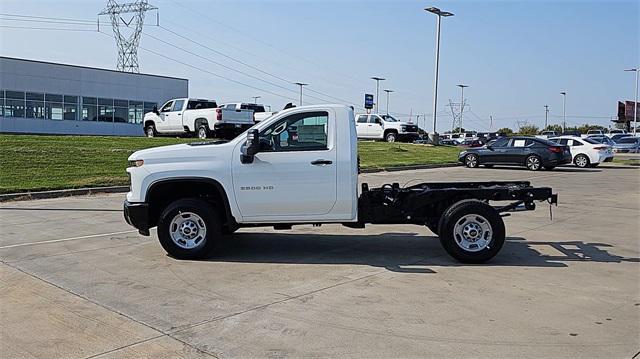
top-left (355, 113), bottom-right (419, 142)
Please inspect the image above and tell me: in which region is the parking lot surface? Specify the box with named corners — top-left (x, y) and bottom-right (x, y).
top-left (1, 165), bottom-right (639, 358)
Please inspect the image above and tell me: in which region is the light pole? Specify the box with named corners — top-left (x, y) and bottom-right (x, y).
top-left (457, 84), bottom-right (468, 133)
top-left (544, 105), bottom-right (549, 129)
top-left (425, 7), bottom-right (454, 143)
top-left (383, 89), bottom-right (394, 114)
top-left (625, 68), bottom-right (639, 135)
top-left (294, 82), bottom-right (308, 106)
top-left (371, 77), bottom-right (385, 113)
top-left (252, 96), bottom-right (261, 103)
top-left (560, 92), bottom-right (567, 132)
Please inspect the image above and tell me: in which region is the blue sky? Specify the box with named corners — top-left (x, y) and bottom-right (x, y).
top-left (0, 0), bottom-right (638, 132)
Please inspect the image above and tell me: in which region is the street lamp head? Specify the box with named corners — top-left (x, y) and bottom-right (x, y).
top-left (457, 84), bottom-right (469, 88)
top-left (371, 77), bottom-right (386, 81)
top-left (560, 92), bottom-right (566, 95)
top-left (624, 68), bottom-right (639, 72)
top-left (425, 7), bottom-right (454, 16)
top-left (383, 89), bottom-right (394, 93)
top-left (294, 82), bottom-right (308, 86)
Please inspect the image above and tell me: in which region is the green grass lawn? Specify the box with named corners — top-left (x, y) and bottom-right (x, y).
top-left (0, 135), bottom-right (460, 194)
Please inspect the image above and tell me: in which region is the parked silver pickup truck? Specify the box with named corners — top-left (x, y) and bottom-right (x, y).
top-left (143, 98), bottom-right (254, 139)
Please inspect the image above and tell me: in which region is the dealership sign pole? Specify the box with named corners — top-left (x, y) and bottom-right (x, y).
top-left (625, 68), bottom-right (639, 135)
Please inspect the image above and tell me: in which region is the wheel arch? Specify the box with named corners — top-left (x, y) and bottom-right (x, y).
top-left (144, 120), bottom-right (155, 129)
top-left (145, 177), bottom-right (235, 231)
top-left (194, 118), bottom-right (209, 132)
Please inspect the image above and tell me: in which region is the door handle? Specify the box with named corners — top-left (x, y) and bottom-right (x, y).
top-left (177, 113), bottom-right (182, 116)
top-left (311, 159), bottom-right (333, 166)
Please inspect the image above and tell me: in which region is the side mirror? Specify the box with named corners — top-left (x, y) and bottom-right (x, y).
top-left (241, 129), bottom-right (260, 164)
top-left (153, 105), bottom-right (159, 115)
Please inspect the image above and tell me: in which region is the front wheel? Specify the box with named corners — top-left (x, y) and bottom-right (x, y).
top-left (464, 153), bottom-right (479, 168)
top-left (385, 132), bottom-right (397, 142)
top-left (574, 154), bottom-right (590, 168)
top-left (157, 199), bottom-right (221, 259)
top-left (438, 200), bottom-right (505, 263)
top-left (525, 155), bottom-right (542, 171)
top-left (145, 124), bottom-right (156, 138)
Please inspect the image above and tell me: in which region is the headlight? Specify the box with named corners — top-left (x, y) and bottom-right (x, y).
top-left (400, 125), bottom-right (407, 132)
top-left (128, 159), bottom-right (144, 167)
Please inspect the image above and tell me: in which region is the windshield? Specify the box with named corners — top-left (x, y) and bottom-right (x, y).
top-left (381, 115), bottom-right (399, 122)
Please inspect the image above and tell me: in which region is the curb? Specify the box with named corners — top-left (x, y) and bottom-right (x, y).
top-left (0, 186), bottom-right (130, 203)
top-left (1, 164), bottom-right (461, 202)
top-left (360, 163), bottom-right (460, 173)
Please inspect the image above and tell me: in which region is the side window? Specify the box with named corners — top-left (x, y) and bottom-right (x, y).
top-left (357, 115), bottom-right (368, 123)
top-left (558, 139), bottom-right (569, 145)
top-left (369, 115), bottom-right (381, 124)
top-left (511, 139), bottom-right (527, 147)
top-left (160, 101), bottom-right (173, 112)
top-left (492, 138), bottom-right (509, 147)
top-left (259, 111), bottom-right (329, 152)
top-left (172, 100), bottom-right (184, 112)
top-left (524, 139), bottom-right (535, 147)
top-left (572, 140), bottom-right (583, 147)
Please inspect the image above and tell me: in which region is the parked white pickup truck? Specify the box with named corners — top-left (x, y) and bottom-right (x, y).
top-left (355, 113), bottom-right (419, 142)
top-left (143, 98), bottom-right (254, 139)
top-left (124, 104), bottom-right (557, 264)
top-left (220, 102), bottom-right (275, 123)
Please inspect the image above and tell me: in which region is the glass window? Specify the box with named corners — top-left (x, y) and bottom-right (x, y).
top-left (357, 115), bottom-right (368, 123)
top-left (63, 103), bottom-right (78, 121)
top-left (26, 100), bottom-right (45, 119)
top-left (144, 102), bottom-right (157, 114)
top-left (259, 111), bottom-right (329, 152)
top-left (114, 99), bottom-right (128, 107)
top-left (6, 91), bottom-right (25, 100)
top-left (511, 139), bottom-right (527, 147)
top-left (64, 95), bottom-right (78, 104)
top-left (570, 140), bottom-right (583, 147)
top-left (160, 101), bottom-right (173, 112)
top-left (129, 101), bottom-right (143, 124)
top-left (45, 94), bottom-right (63, 103)
top-left (83, 97), bottom-right (97, 105)
top-left (187, 100), bottom-right (216, 110)
top-left (98, 98), bottom-right (114, 122)
top-left (0, 98), bottom-right (3, 117)
top-left (46, 102), bottom-right (63, 120)
top-left (172, 99), bottom-right (185, 112)
top-left (492, 138), bottom-right (509, 147)
top-left (26, 92), bottom-right (44, 101)
top-left (114, 106), bottom-right (128, 123)
top-left (5, 99), bottom-right (26, 117)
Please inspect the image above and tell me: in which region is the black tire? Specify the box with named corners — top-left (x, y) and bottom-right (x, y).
top-left (145, 124), bottom-right (156, 138)
top-left (438, 200), bottom-right (505, 263)
top-left (464, 153), bottom-right (479, 168)
top-left (525, 155), bottom-right (542, 171)
top-left (574, 154), bottom-right (590, 168)
top-left (157, 199), bottom-right (221, 260)
top-left (544, 166), bottom-right (556, 171)
top-left (385, 131), bottom-right (397, 143)
top-left (197, 125), bottom-right (209, 140)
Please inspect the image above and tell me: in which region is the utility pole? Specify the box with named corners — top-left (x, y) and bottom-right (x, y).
top-left (383, 89), bottom-right (394, 115)
top-left (457, 84), bottom-right (468, 133)
top-left (425, 7), bottom-right (454, 143)
top-left (490, 115), bottom-right (493, 131)
top-left (544, 105), bottom-right (549, 129)
top-left (99, 0), bottom-right (158, 73)
top-left (560, 92), bottom-right (567, 132)
top-left (294, 82), bottom-right (308, 106)
top-left (252, 96), bottom-right (261, 103)
top-left (625, 68), bottom-right (639, 135)
top-left (371, 77), bottom-right (385, 113)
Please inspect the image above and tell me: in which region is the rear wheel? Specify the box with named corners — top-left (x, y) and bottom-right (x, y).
top-left (464, 153), bottom-right (479, 168)
top-left (574, 154), bottom-right (590, 168)
top-left (438, 200), bottom-right (505, 263)
top-left (525, 155), bottom-right (542, 171)
top-left (197, 125), bottom-right (209, 140)
top-left (157, 199), bottom-right (221, 260)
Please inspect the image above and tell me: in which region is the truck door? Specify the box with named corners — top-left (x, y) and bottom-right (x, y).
top-left (355, 114), bottom-right (369, 138)
top-left (232, 110), bottom-right (337, 220)
top-left (368, 115), bottom-right (384, 139)
top-left (155, 100), bottom-right (174, 131)
top-left (167, 99), bottom-right (185, 131)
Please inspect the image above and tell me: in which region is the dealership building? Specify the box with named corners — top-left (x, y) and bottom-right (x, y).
top-left (0, 57), bottom-right (188, 136)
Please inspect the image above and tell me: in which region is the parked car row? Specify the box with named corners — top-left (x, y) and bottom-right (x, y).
top-left (458, 134), bottom-right (617, 171)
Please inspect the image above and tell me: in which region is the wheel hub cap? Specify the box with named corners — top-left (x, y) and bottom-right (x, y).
top-left (454, 214), bottom-right (492, 252)
top-left (169, 212), bottom-right (207, 249)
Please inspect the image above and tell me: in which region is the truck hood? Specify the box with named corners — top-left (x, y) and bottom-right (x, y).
top-left (128, 141), bottom-right (234, 164)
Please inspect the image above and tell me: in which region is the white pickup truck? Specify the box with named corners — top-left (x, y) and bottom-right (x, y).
top-left (124, 105), bottom-right (557, 263)
top-left (355, 113), bottom-right (419, 142)
top-left (143, 98), bottom-right (254, 139)
top-left (220, 102), bottom-right (275, 123)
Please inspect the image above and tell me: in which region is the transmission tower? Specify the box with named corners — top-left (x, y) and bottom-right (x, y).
top-left (99, 0), bottom-right (158, 73)
top-left (447, 98), bottom-right (467, 133)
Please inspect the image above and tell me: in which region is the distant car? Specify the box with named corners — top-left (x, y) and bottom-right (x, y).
top-left (583, 129), bottom-right (605, 138)
top-left (549, 136), bottom-right (614, 168)
top-left (611, 133), bottom-right (634, 143)
top-left (562, 130), bottom-right (582, 137)
top-left (459, 139), bottom-right (484, 148)
top-left (587, 135), bottom-right (616, 146)
top-left (607, 129), bottom-right (627, 137)
top-left (458, 136), bottom-right (572, 171)
top-left (440, 139), bottom-right (459, 146)
top-left (536, 130), bottom-right (559, 139)
top-left (612, 136), bottom-right (640, 153)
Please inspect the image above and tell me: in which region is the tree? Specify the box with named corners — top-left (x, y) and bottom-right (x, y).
top-left (518, 125), bottom-right (540, 136)
top-left (543, 124), bottom-right (563, 133)
top-left (496, 127), bottom-right (514, 136)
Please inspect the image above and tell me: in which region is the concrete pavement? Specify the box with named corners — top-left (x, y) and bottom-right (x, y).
top-left (1, 165), bottom-right (639, 358)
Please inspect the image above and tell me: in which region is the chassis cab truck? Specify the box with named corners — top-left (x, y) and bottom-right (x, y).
top-left (124, 105), bottom-right (557, 263)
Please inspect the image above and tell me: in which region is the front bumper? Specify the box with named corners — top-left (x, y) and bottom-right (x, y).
top-left (398, 132), bottom-right (420, 141)
top-left (124, 201), bottom-right (150, 236)
top-left (214, 122), bottom-right (253, 132)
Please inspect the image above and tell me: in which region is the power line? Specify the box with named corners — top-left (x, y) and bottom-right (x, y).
top-left (0, 25), bottom-right (97, 32)
top-left (0, 13), bottom-right (96, 24)
top-left (0, 17), bottom-right (97, 26)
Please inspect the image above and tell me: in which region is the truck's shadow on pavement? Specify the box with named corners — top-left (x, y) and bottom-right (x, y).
top-left (205, 232), bottom-right (638, 273)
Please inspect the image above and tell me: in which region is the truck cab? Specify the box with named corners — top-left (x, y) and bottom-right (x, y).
top-left (355, 113), bottom-right (419, 142)
top-left (125, 105), bottom-right (556, 264)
